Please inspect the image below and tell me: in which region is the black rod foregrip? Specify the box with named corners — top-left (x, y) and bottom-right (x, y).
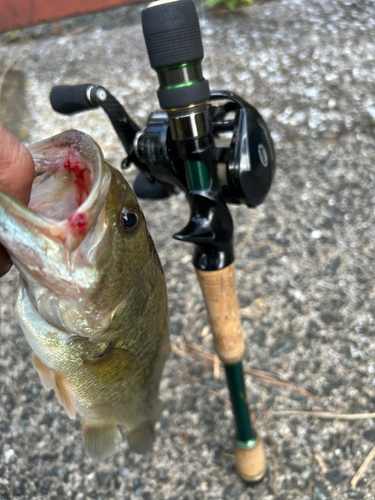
top-left (142, 0), bottom-right (210, 110)
top-left (50, 84), bottom-right (97, 115)
top-left (142, 0), bottom-right (203, 70)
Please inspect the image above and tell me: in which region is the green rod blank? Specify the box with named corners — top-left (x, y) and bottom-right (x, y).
top-left (224, 362), bottom-right (256, 444)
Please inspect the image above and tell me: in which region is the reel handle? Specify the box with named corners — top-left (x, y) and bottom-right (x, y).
top-left (50, 84), bottom-right (97, 115)
top-left (50, 85), bottom-right (139, 157)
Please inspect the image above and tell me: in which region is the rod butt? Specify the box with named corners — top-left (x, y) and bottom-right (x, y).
top-left (233, 437), bottom-right (266, 483)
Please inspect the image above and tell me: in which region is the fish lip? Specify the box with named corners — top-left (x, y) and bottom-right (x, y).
top-left (0, 130), bottom-right (110, 249)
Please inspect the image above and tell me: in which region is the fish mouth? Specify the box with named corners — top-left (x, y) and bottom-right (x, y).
top-left (0, 130), bottom-right (112, 292)
top-left (0, 130), bottom-right (111, 253)
top-left (29, 130), bottom-right (111, 250)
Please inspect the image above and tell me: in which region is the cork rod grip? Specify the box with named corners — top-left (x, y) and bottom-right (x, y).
top-left (233, 438), bottom-right (267, 483)
top-left (196, 262), bottom-right (245, 365)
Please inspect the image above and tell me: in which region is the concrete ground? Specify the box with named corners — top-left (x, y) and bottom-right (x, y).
top-left (0, 0), bottom-right (375, 498)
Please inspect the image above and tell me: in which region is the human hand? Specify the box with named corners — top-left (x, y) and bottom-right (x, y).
top-left (0, 125), bottom-right (34, 277)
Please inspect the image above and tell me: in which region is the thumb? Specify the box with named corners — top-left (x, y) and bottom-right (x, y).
top-left (0, 125), bottom-right (34, 276)
top-left (0, 125), bottom-right (34, 205)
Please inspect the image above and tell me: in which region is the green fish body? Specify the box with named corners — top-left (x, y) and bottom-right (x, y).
top-left (0, 130), bottom-right (169, 460)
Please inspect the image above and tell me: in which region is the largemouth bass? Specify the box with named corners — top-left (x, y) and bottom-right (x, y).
top-left (0, 130), bottom-right (169, 460)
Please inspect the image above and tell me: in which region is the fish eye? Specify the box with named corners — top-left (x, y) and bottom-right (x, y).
top-left (121, 210), bottom-right (138, 230)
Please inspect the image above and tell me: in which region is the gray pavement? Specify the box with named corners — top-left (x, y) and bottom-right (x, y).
top-left (0, 0), bottom-right (375, 498)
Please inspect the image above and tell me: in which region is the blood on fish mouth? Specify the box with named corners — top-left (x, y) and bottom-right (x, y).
top-left (62, 149), bottom-right (92, 242)
top-left (68, 212), bottom-right (88, 238)
top-left (64, 150), bottom-right (92, 207)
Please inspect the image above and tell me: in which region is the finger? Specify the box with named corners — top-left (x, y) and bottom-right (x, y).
top-left (0, 125), bottom-right (33, 277)
top-left (0, 124), bottom-right (34, 205)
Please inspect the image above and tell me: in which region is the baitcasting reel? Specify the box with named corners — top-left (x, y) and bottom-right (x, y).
top-left (50, 85), bottom-right (275, 209)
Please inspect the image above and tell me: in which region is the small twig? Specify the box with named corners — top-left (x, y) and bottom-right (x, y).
top-left (245, 368), bottom-right (315, 400)
top-left (185, 343), bottom-right (216, 361)
top-left (326, 131), bottom-right (344, 145)
top-left (269, 410), bottom-right (375, 420)
top-left (194, 310), bottom-right (207, 321)
top-left (185, 343), bottom-right (314, 399)
top-left (207, 389), bottom-right (231, 407)
top-left (177, 361), bottom-right (198, 380)
top-left (17, 383), bottom-right (26, 395)
top-left (314, 454), bottom-right (328, 473)
top-left (263, 405), bottom-right (278, 497)
top-left (240, 296), bottom-right (268, 319)
top-left (213, 354), bottom-right (220, 379)
top-left (199, 364), bottom-right (209, 381)
top-left (319, 282), bottom-right (336, 291)
top-left (171, 342), bottom-right (192, 360)
top-left (350, 445), bottom-right (375, 489)
top-left (243, 252), bottom-right (281, 271)
top-left (67, 26), bottom-right (89, 36)
top-left (235, 230), bottom-right (254, 252)
top-left (355, 247), bottom-right (375, 260)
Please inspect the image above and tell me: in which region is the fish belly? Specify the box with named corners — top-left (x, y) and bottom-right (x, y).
top-left (16, 282), bottom-right (168, 460)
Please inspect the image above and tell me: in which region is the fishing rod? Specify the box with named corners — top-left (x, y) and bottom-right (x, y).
top-left (49, 0), bottom-right (275, 482)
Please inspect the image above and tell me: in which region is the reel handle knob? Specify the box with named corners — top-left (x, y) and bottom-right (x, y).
top-left (50, 84), bottom-right (98, 115)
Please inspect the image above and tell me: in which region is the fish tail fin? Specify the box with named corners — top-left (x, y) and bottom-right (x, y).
top-left (82, 421), bottom-right (121, 461)
top-left (127, 424), bottom-right (155, 454)
top-left (127, 398), bottom-right (164, 454)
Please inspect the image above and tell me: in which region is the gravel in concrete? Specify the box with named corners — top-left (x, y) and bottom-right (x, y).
top-left (1, 0), bottom-right (375, 498)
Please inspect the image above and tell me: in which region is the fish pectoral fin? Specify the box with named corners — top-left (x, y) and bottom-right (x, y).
top-left (31, 352), bottom-right (53, 390)
top-left (83, 347), bottom-right (138, 384)
top-left (110, 269), bottom-right (157, 327)
top-left (127, 424), bottom-right (155, 454)
top-left (31, 354), bottom-right (76, 419)
top-left (82, 421), bottom-right (121, 461)
top-left (52, 373), bottom-right (76, 420)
